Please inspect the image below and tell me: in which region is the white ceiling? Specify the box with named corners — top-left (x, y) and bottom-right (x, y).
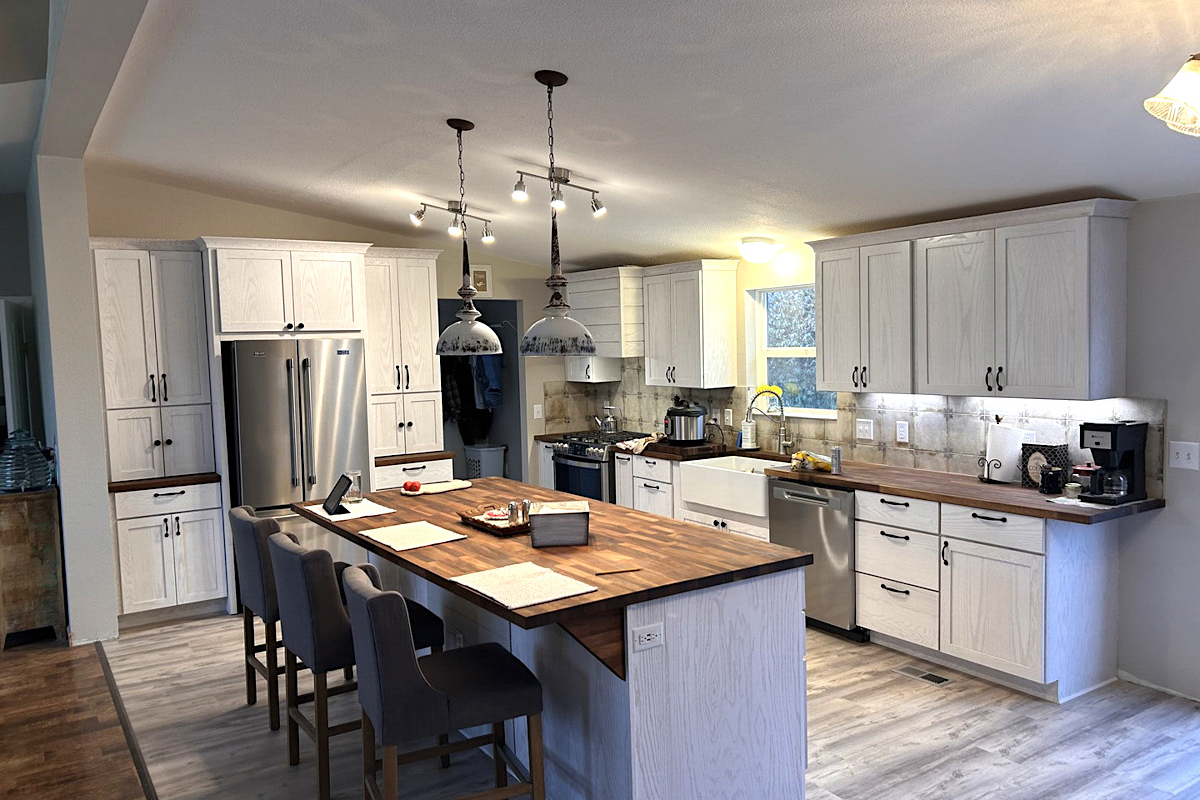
top-left (89, 0), bottom-right (1200, 268)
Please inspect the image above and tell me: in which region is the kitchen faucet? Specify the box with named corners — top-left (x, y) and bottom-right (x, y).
top-left (746, 388), bottom-right (793, 454)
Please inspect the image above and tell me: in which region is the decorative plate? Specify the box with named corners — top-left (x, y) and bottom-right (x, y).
top-left (1020, 443), bottom-right (1070, 489)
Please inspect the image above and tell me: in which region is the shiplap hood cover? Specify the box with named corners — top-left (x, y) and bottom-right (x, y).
top-left (90, 0), bottom-right (1200, 267)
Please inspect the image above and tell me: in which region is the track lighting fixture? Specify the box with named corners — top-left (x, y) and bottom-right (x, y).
top-left (481, 225), bottom-right (495, 243)
top-left (512, 167), bottom-right (609, 217)
top-left (512, 177), bottom-right (528, 201)
top-left (590, 195), bottom-right (606, 217)
top-left (409, 206), bottom-right (426, 226)
top-left (448, 216), bottom-right (463, 237)
top-left (550, 188), bottom-right (566, 210)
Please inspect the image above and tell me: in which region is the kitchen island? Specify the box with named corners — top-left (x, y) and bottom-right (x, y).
top-left (295, 477), bottom-right (813, 800)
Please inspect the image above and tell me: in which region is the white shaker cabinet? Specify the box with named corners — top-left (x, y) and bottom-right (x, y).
top-left (150, 251), bottom-right (211, 406)
top-left (95, 250), bottom-right (159, 409)
top-left (403, 393), bottom-right (444, 454)
top-left (214, 248), bottom-right (294, 333)
top-left (633, 477), bottom-right (673, 517)
top-left (643, 260), bottom-right (737, 389)
top-left (365, 254), bottom-right (441, 395)
top-left (565, 356), bottom-right (622, 383)
top-left (116, 515), bottom-right (177, 613)
top-left (160, 404), bottom-right (217, 476)
top-left (939, 537), bottom-right (1045, 683)
top-left (105, 408), bottom-right (165, 482)
top-left (369, 396), bottom-right (406, 459)
top-left (566, 265), bottom-right (644, 382)
top-left (614, 453), bottom-right (634, 508)
top-left (289, 251), bottom-right (360, 332)
top-left (538, 442), bottom-right (557, 490)
top-left (814, 248), bottom-right (861, 392)
top-left (171, 509), bottom-right (228, 605)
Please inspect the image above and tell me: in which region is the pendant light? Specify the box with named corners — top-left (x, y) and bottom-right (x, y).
top-left (435, 119), bottom-right (502, 356)
top-left (1145, 54), bottom-right (1200, 136)
top-left (519, 70), bottom-right (597, 357)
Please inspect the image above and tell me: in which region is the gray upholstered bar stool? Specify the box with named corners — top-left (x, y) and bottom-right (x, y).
top-left (343, 566), bottom-right (546, 800)
top-left (268, 534), bottom-right (446, 800)
top-left (228, 505), bottom-right (293, 731)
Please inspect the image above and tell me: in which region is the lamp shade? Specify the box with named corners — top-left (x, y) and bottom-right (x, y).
top-left (738, 236), bottom-right (782, 264)
top-left (1145, 55), bottom-right (1200, 135)
top-left (519, 310), bottom-right (596, 356)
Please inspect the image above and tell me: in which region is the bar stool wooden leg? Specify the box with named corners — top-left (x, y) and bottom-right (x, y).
top-left (243, 608), bottom-right (256, 706)
top-left (439, 732), bottom-right (451, 769)
top-left (265, 620), bottom-right (280, 731)
top-left (527, 714), bottom-right (545, 800)
top-left (285, 649), bottom-right (300, 766)
top-left (343, 665), bottom-right (354, 682)
top-left (382, 745), bottom-right (398, 800)
top-left (315, 671), bottom-right (331, 800)
top-left (362, 711), bottom-right (376, 800)
top-left (492, 722), bottom-right (507, 787)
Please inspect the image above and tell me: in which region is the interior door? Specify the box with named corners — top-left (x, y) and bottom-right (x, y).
top-left (215, 249), bottom-right (293, 334)
top-left (940, 537), bottom-right (1045, 682)
top-left (861, 242), bottom-right (913, 393)
top-left (161, 404), bottom-right (215, 476)
top-left (642, 274), bottom-right (673, 386)
top-left (117, 515), bottom-right (176, 613)
top-left (95, 249), bottom-right (159, 409)
top-left (403, 392), bottom-right (444, 454)
top-left (298, 338), bottom-right (369, 499)
top-left (814, 247), bottom-right (862, 392)
top-left (396, 259), bottom-right (440, 392)
top-left (171, 508), bottom-right (227, 604)
top-left (994, 218), bottom-right (1088, 399)
top-left (290, 252), bottom-right (359, 331)
top-left (669, 271), bottom-right (702, 387)
top-left (151, 251), bottom-right (210, 406)
top-left (914, 231), bottom-right (996, 396)
top-left (369, 395), bottom-right (405, 458)
top-left (105, 407), bottom-right (164, 482)
top-left (0, 301), bottom-right (30, 433)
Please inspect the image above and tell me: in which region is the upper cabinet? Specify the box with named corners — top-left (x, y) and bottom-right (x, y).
top-left (565, 265), bottom-right (644, 383)
top-left (811, 199), bottom-right (1132, 400)
top-left (643, 260), bottom-right (737, 389)
top-left (199, 238), bottom-right (371, 336)
top-left (364, 250), bottom-right (440, 395)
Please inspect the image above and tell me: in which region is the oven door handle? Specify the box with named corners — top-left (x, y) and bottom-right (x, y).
top-left (552, 454), bottom-right (604, 470)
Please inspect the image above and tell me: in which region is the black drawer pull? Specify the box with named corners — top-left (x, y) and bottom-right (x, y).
top-left (879, 530), bottom-right (910, 541)
top-left (971, 512), bottom-right (1008, 523)
top-left (880, 583), bottom-right (910, 596)
top-left (995, 366), bottom-right (1005, 392)
top-left (642, 459), bottom-right (656, 466)
top-left (879, 498), bottom-right (910, 507)
top-left (852, 366), bottom-right (859, 388)
top-left (942, 540), bottom-right (949, 566)
top-left (985, 366), bottom-right (993, 391)
top-left (402, 465), bottom-right (426, 473)
top-left (642, 483), bottom-right (661, 491)
top-left (153, 490), bottom-right (186, 498)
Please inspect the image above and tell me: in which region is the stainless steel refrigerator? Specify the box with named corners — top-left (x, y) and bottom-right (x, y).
top-left (223, 339), bottom-right (369, 513)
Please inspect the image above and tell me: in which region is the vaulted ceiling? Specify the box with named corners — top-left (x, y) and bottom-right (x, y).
top-left (88, 0), bottom-right (1200, 267)
top-left (0, 0), bottom-right (47, 192)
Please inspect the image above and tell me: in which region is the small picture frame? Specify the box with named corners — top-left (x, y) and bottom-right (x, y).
top-left (471, 265), bottom-right (493, 298)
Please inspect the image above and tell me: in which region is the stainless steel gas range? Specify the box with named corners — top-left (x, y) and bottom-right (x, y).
top-left (552, 430), bottom-right (648, 503)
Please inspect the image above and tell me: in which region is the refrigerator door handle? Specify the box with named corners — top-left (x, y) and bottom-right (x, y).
top-left (302, 357), bottom-right (317, 487)
top-left (286, 358), bottom-right (299, 487)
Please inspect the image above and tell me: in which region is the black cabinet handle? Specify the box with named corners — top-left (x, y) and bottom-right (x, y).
top-left (163, 518), bottom-right (169, 538)
top-left (153, 490), bottom-right (185, 498)
top-left (713, 519), bottom-right (720, 527)
top-left (174, 516), bottom-right (181, 536)
top-left (942, 540), bottom-right (949, 566)
top-left (153, 439), bottom-right (162, 447)
top-left (852, 366), bottom-right (859, 388)
top-left (985, 366), bottom-right (993, 391)
top-left (880, 583), bottom-right (910, 595)
top-left (996, 366), bottom-right (1005, 392)
top-left (296, 322), bottom-right (305, 330)
top-left (880, 530), bottom-right (910, 541)
top-left (405, 365), bottom-right (410, 390)
top-left (285, 323), bottom-right (294, 330)
top-left (396, 365), bottom-right (402, 390)
top-left (971, 512), bottom-right (1008, 523)
top-left (161, 374), bottom-right (168, 402)
top-left (642, 483), bottom-right (661, 491)
top-left (643, 459), bottom-right (657, 466)
top-left (861, 364), bottom-right (867, 387)
top-left (406, 421), bottom-right (413, 428)
top-left (720, 521), bottom-right (728, 528)
top-left (585, 363), bottom-right (591, 380)
top-left (402, 465), bottom-right (426, 473)
top-left (665, 367), bottom-right (670, 382)
top-left (149, 374), bottom-right (157, 402)
top-left (879, 498), bottom-right (909, 507)
top-left (164, 438), bottom-right (173, 446)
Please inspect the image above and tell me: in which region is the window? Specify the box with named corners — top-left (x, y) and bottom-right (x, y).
top-left (754, 286), bottom-right (837, 418)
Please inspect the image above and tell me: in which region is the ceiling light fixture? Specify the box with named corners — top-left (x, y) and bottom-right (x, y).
top-left (435, 118), bottom-right (502, 357)
top-left (1145, 54), bottom-right (1200, 136)
top-left (512, 177), bottom-right (528, 201)
top-left (519, 70), bottom-right (597, 357)
top-left (513, 166), bottom-right (608, 217)
top-left (481, 225), bottom-right (495, 244)
top-left (409, 206), bottom-right (426, 226)
top-left (738, 236), bottom-right (783, 264)
top-left (590, 194), bottom-right (606, 217)
top-left (550, 187), bottom-right (566, 211)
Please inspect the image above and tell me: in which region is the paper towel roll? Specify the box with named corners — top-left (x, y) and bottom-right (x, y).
top-left (985, 424), bottom-right (1028, 483)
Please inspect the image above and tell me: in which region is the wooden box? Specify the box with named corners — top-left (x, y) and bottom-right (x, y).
top-left (529, 501), bottom-right (590, 547)
top-left (1, 488), bottom-right (64, 646)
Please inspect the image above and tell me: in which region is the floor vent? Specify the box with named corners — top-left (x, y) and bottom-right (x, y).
top-left (894, 664), bottom-right (951, 685)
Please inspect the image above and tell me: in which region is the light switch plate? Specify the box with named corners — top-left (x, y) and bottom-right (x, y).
top-left (1170, 441), bottom-right (1199, 470)
top-left (896, 420), bottom-right (910, 444)
top-left (724, 408), bottom-right (734, 426)
top-left (533, 404), bottom-right (543, 420)
top-left (856, 418), bottom-right (874, 441)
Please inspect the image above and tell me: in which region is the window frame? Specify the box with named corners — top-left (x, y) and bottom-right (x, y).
top-left (752, 284), bottom-right (838, 420)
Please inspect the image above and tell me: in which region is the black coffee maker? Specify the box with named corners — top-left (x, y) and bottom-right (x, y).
top-left (1079, 421), bottom-right (1148, 505)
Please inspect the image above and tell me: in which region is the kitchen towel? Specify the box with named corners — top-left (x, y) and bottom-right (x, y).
top-left (309, 498), bottom-right (394, 521)
top-left (358, 521), bottom-right (466, 551)
top-left (451, 562), bottom-right (597, 609)
top-left (984, 423), bottom-right (1033, 483)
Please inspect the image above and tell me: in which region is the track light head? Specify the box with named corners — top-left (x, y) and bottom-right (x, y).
top-left (550, 188), bottom-right (566, 211)
top-left (481, 225), bottom-right (495, 243)
top-left (512, 177), bottom-right (528, 202)
top-left (448, 217), bottom-right (463, 237)
top-left (591, 195), bottom-right (606, 217)
top-left (409, 206), bottom-right (425, 226)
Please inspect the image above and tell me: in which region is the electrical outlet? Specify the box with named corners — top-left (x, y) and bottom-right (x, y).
top-left (896, 420), bottom-right (910, 444)
top-left (1170, 441), bottom-right (1199, 471)
top-left (631, 622), bottom-right (664, 652)
top-left (856, 418), bottom-right (874, 441)
top-left (451, 630), bottom-right (465, 649)
top-left (724, 408), bottom-right (734, 426)
top-left (533, 404), bottom-right (543, 420)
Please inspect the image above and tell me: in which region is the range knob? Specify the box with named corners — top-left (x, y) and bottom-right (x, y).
top-left (588, 446), bottom-right (602, 458)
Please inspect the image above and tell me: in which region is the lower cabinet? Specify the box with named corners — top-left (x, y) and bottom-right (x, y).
top-left (633, 478), bottom-right (672, 517)
top-left (114, 484), bottom-right (227, 615)
top-left (538, 442), bottom-right (556, 490)
top-left (369, 392), bottom-right (444, 458)
top-left (855, 574), bottom-right (940, 650)
top-left (614, 453), bottom-right (634, 508)
top-left (105, 404), bottom-right (216, 482)
top-left (939, 537), bottom-right (1045, 682)
top-left (374, 458), bottom-right (454, 490)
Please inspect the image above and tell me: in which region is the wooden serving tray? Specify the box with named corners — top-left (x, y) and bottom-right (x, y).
top-left (458, 505), bottom-right (530, 537)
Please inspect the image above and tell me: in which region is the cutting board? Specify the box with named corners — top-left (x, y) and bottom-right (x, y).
top-left (399, 480), bottom-right (472, 496)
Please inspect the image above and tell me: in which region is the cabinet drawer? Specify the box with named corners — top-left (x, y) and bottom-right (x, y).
top-left (725, 518), bottom-right (769, 542)
top-left (940, 503), bottom-right (1045, 554)
top-left (682, 510), bottom-right (721, 529)
top-left (632, 455), bottom-right (672, 483)
top-left (855, 573), bottom-right (939, 650)
top-left (855, 522), bottom-right (939, 590)
top-left (855, 490), bottom-right (940, 533)
top-left (114, 483), bottom-right (222, 520)
top-left (376, 459), bottom-right (453, 490)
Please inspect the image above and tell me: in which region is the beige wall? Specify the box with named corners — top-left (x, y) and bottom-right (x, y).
top-left (84, 166), bottom-right (565, 481)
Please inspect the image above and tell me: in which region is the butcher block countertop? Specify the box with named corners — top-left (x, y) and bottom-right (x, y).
top-left (533, 432), bottom-right (791, 463)
top-left (294, 477), bottom-right (812, 629)
top-left (764, 462), bottom-right (1164, 524)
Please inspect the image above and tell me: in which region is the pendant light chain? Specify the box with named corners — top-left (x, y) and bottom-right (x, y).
top-left (457, 128), bottom-right (467, 236)
top-left (547, 84), bottom-right (556, 198)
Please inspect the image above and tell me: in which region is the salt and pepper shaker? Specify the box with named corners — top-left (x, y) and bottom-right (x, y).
top-left (522, 499), bottom-right (532, 522)
top-left (507, 501), bottom-right (521, 525)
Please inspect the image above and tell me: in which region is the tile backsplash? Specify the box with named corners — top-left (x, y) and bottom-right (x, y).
top-left (544, 359), bottom-right (1167, 497)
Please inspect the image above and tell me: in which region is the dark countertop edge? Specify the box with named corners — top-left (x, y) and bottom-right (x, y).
top-left (109, 473), bottom-right (221, 494)
top-left (763, 466), bottom-right (1165, 525)
top-left (0, 486), bottom-right (58, 501)
top-left (375, 451), bottom-right (455, 467)
top-left (533, 433), bottom-right (792, 464)
top-left (292, 501), bottom-right (813, 630)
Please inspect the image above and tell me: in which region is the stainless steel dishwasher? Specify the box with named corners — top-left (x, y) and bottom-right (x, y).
top-left (768, 478), bottom-right (860, 636)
